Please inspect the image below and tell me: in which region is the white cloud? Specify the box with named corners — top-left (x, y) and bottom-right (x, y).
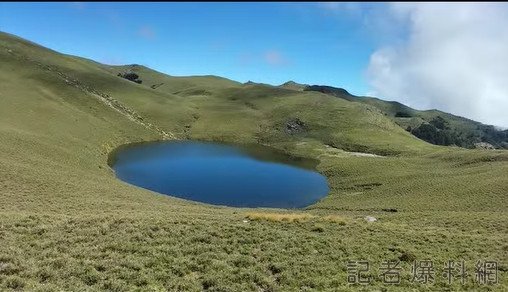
top-left (367, 2), bottom-right (508, 127)
top-left (137, 25), bottom-right (156, 40)
top-left (263, 50), bottom-right (289, 66)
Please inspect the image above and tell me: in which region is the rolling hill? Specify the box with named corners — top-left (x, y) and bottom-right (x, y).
top-left (0, 30), bottom-right (507, 291)
top-left (303, 85), bottom-right (508, 149)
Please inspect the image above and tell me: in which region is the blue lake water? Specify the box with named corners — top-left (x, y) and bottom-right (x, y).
top-left (110, 141), bottom-right (329, 208)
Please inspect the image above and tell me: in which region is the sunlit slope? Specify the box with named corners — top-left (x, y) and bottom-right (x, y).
top-left (91, 66), bottom-right (435, 154)
top-left (0, 33), bottom-right (165, 214)
top-left (1, 31), bottom-right (435, 155)
top-left (353, 96), bottom-right (491, 139)
top-left (1, 31), bottom-right (507, 291)
top-left (104, 64), bottom-right (242, 95)
top-left (303, 85), bottom-right (508, 148)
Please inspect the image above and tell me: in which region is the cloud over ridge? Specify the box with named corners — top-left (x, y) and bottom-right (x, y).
top-left (367, 2), bottom-right (508, 127)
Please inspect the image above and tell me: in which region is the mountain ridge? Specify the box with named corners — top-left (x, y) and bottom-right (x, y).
top-left (301, 84), bottom-right (508, 149)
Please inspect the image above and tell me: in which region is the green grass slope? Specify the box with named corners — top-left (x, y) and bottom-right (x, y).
top-left (0, 30), bottom-right (507, 291)
top-left (304, 85), bottom-right (508, 149)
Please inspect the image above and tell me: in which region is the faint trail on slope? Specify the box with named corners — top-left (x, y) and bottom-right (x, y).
top-left (44, 65), bottom-right (176, 140)
top-left (3, 46), bottom-right (176, 140)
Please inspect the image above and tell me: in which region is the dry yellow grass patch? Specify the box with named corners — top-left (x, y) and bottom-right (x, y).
top-left (245, 212), bottom-right (349, 225)
top-left (246, 212), bottom-right (316, 223)
top-left (322, 215), bottom-right (347, 225)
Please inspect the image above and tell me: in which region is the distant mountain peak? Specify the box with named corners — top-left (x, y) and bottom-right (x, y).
top-left (279, 81), bottom-right (308, 91)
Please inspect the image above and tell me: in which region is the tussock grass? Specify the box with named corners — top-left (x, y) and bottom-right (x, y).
top-left (322, 215), bottom-right (348, 225)
top-left (246, 212), bottom-right (315, 223)
top-left (246, 212), bottom-right (349, 225)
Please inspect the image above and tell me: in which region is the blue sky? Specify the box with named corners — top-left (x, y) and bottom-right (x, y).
top-left (0, 2), bottom-right (380, 96)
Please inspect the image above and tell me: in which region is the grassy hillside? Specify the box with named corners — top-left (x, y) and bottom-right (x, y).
top-left (304, 85), bottom-right (508, 149)
top-left (0, 30), bottom-right (507, 291)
